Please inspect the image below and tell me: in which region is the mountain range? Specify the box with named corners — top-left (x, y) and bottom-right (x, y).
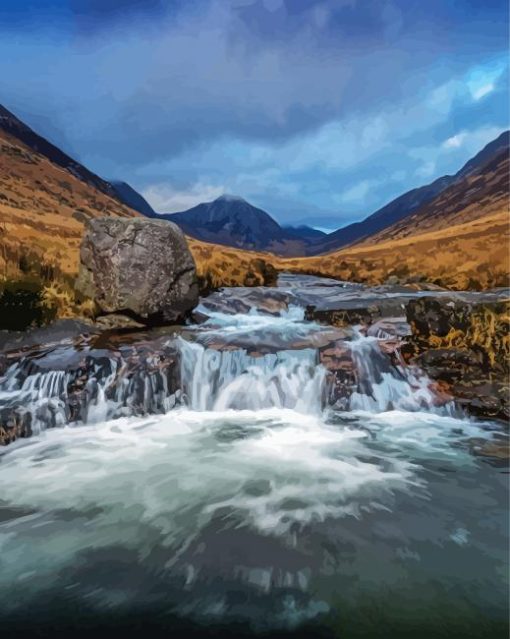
top-left (312, 130), bottom-right (509, 254)
top-left (0, 101), bottom-right (507, 291)
top-left (116, 131), bottom-right (507, 257)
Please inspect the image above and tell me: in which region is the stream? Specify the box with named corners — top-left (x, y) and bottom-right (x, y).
top-left (0, 275), bottom-right (507, 638)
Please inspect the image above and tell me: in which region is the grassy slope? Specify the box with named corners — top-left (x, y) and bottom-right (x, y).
top-left (0, 128), bottom-right (139, 282)
top-left (191, 207), bottom-right (509, 291)
top-left (281, 208), bottom-right (509, 289)
top-left (357, 150), bottom-right (509, 246)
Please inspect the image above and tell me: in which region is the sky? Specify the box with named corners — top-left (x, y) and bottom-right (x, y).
top-left (0, 0), bottom-right (508, 230)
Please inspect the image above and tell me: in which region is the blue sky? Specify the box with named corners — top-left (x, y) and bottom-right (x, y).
top-left (0, 0), bottom-right (508, 229)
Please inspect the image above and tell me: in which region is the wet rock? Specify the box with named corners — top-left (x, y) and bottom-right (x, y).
top-left (367, 318), bottom-right (411, 339)
top-left (318, 340), bottom-right (357, 409)
top-left (94, 314), bottom-right (146, 331)
top-left (0, 319), bottom-right (97, 355)
top-left (76, 217), bottom-right (199, 325)
top-left (0, 336), bottom-right (182, 445)
top-left (200, 287), bottom-right (293, 316)
top-left (192, 326), bottom-right (350, 356)
top-left (405, 296), bottom-right (510, 420)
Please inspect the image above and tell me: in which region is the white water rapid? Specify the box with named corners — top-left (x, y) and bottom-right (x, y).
top-left (0, 305), bottom-right (456, 435)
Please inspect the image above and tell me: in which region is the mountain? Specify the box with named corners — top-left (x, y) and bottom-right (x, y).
top-left (361, 133), bottom-right (509, 245)
top-left (282, 225), bottom-right (326, 242)
top-left (110, 181), bottom-right (157, 217)
top-left (0, 103), bottom-right (139, 280)
top-left (160, 194), bottom-right (311, 256)
top-left (0, 104), bottom-right (123, 201)
top-left (312, 131), bottom-right (509, 255)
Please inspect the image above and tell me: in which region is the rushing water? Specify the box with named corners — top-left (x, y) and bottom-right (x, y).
top-left (0, 299), bottom-right (507, 638)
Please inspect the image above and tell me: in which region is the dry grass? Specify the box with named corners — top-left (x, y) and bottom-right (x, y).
top-left (427, 304), bottom-right (510, 370)
top-left (40, 281), bottom-right (96, 320)
top-left (188, 238), bottom-right (278, 289)
top-left (279, 209), bottom-right (510, 289)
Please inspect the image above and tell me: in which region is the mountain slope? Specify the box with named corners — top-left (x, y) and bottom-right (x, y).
top-left (283, 225), bottom-right (326, 242)
top-left (110, 181), bottom-right (157, 217)
top-left (160, 194), bottom-right (310, 256)
top-left (313, 131), bottom-right (509, 254)
top-left (281, 209), bottom-right (509, 290)
top-left (186, 206), bottom-right (509, 292)
top-left (0, 104), bottom-right (139, 280)
top-left (362, 140), bottom-right (509, 245)
top-left (0, 104), bottom-right (124, 200)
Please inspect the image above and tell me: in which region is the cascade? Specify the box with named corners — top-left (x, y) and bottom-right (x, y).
top-left (0, 350), bottom-right (179, 435)
top-left (0, 311), bottom-right (456, 439)
top-left (178, 337), bottom-right (326, 414)
top-left (348, 333), bottom-right (454, 414)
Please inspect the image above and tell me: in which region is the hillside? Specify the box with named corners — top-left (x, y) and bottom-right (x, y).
top-left (359, 142), bottom-right (509, 245)
top-left (110, 180), bottom-right (157, 217)
top-left (0, 104), bottom-right (140, 284)
top-left (183, 206), bottom-right (508, 292)
top-left (160, 194), bottom-right (311, 256)
top-left (281, 209), bottom-right (509, 290)
top-left (312, 131), bottom-right (509, 254)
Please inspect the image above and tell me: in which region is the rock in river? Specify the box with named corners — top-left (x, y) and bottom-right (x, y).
top-left (76, 218), bottom-right (199, 324)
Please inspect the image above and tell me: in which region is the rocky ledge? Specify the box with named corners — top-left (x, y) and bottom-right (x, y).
top-left (199, 274), bottom-right (509, 420)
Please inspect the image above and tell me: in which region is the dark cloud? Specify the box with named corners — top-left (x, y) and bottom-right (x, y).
top-left (0, 0), bottom-right (507, 224)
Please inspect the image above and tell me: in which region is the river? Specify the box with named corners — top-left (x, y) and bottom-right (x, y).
top-left (0, 275), bottom-right (507, 638)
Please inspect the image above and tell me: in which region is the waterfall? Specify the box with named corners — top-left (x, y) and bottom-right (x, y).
top-left (0, 349), bottom-right (180, 436)
top-left (178, 337), bottom-right (326, 414)
top-left (348, 333), bottom-right (453, 414)
top-left (0, 311), bottom-right (456, 441)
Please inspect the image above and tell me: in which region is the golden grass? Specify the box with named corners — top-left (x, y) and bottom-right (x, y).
top-left (278, 208), bottom-right (510, 290)
top-left (188, 238), bottom-right (278, 288)
top-left (426, 304), bottom-right (510, 369)
top-left (40, 281), bottom-right (96, 320)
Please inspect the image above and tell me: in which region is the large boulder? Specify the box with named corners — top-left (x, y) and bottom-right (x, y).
top-left (76, 218), bottom-right (199, 324)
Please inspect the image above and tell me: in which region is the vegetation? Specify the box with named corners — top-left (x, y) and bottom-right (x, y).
top-left (426, 303), bottom-right (510, 372)
top-left (188, 239), bottom-right (278, 291)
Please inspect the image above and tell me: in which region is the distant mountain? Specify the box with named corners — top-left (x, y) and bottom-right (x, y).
top-left (282, 225), bottom-right (326, 242)
top-left (312, 131), bottom-right (510, 255)
top-left (160, 194), bottom-right (311, 256)
top-left (111, 180), bottom-right (157, 217)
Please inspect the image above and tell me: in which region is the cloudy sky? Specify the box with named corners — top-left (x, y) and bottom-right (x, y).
top-left (0, 0), bottom-right (508, 229)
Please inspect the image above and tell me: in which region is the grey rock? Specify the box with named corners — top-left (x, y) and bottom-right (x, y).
top-left (0, 319), bottom-right (97, 355)
top-left (367, 318), bottom-right (411, 339)
top-left (76, 217), bottom-right (199, 324)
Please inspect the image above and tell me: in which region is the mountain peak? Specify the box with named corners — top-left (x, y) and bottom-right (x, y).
top-left (215, 193), bottom-right (246, 203)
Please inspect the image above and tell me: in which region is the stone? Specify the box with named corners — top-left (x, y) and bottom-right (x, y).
top-left (76, 217), bottom-right (199, 324)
